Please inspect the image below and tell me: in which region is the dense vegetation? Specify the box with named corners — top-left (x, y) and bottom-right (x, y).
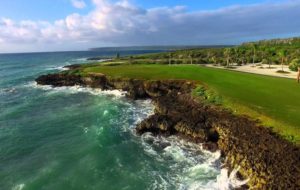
top-left (74, 64), bottom-right (300, 143)
top-left (289, 58), bottom-right (300, 71)
top-left (124, 37), bottom-right (300, 68)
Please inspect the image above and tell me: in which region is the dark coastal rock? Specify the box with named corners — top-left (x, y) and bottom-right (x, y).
top-left (35, 71), bottom-right (300, 189)
top-left (35, 73), bottom-right (109, 89)
top-left (136, 114), bottom-right (175, 135)
top-left (86, 56), bottom-right (111, 61)
top-left (35, 73), bottom-right (83, 86)
top-left (202, 142), bottom-right (219, 152)
top-left (63, 64), bottom-right (81, 70)
top-left (215, 119), bottom-right (300, 189)
top-left (87, 57), bottom-right (102, 61)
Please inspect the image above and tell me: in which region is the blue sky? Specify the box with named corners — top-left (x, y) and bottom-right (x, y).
top-left (0, 0), bottom-right (91, 21)
top-left (135, 0), bottom-right (271, 10)
top-left (0, 0), bottom-right (299, 53)
top-left (0, 0), bottom-right (276, 21)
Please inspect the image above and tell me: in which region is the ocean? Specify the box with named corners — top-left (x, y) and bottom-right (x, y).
top-left (0, 51), bottom-right (238, 190)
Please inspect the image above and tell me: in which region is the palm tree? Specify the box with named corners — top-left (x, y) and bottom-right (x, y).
top-left (224, 48), bottom-right (232, 67)
top-left (251, 43), bottom-right (258, 64)
top-left (238, 48), bottom-right (246, 65)
top-left (279, 49), bottom-right (288, 71)
top-left (211, 56), bottom-right (217, 65)
top-left (260, 45), bottom-right (266, 60)
top-left (207, 51), bottom-right (212, 62)
top-left (233, 47), bottom-right (239, 64)
top-left (189, 54), bottom-right (193, 64)
top-left (267, 48), bottom-right (276, 68)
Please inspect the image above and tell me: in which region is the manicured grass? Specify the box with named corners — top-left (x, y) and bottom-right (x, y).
top-left (81, 64), bottom-right (300, 143)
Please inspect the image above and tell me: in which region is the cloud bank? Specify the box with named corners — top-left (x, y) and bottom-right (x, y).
top-left (71, 0), bottom-right (87, 9)
top-left (0, 0), bottom-right (300, 52)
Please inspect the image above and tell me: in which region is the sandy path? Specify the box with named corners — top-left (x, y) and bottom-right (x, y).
top-left (205, 64), bottom-right (298, 79)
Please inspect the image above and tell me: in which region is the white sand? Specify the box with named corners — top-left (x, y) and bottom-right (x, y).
top-left (205, 64), bottom-right (298, 79)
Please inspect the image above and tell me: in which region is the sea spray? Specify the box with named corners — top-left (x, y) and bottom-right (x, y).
top-left (217, 167), bottom-right (250, 190)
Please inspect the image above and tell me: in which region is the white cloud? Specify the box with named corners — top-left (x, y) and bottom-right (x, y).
top-left (71, 0), bottom-right (86, 9)
top-left (1, 0), bottom-right (300, 52)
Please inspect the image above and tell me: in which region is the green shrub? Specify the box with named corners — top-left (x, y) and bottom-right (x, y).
top-left (192, 85), bottom-right (222, 105)
top-left (193, 86), bottom-right (206, 97)
top-left (261, 59), bottom-right (268, 65)
top-left (289, 59), bottom-right (300, 71)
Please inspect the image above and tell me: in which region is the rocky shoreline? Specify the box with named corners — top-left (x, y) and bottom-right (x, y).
top-left (36, 72), bottom-right (300, 189)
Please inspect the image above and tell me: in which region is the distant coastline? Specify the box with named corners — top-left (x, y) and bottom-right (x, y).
top-left (89, 45), bottom-right (233, 52)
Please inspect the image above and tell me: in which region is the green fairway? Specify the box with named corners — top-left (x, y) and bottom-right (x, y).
top-left (81, 64), bottom-right (300, 143)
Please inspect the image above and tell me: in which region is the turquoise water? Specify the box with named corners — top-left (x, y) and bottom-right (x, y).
top-left (0, 51), bottom-right (235, 190)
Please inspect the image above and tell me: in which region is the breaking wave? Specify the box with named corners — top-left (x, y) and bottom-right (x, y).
top-left (27, 82), bottom-right (127, 97)
top-left (140, 133), bottom-right (248, 190)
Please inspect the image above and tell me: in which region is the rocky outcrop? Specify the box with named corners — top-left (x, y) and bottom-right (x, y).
top-left (35, 73), bottom-right (194, 99)
top-left (63, 64), bottom-right (82, 70)
top-left (36, 73), bottom-right (84, 87)
top-left (36, 72), bottom-right (300, 189)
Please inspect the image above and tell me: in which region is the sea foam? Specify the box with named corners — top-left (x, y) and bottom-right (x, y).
top-left (28, 82), bottom-right (127, 97)
top-left (12, 184), bottom-right (25, 190)
top-left (140, 133), bottom-right (248, 190)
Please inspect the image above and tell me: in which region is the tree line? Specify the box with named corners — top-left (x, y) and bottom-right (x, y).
top-left (130, 37), bottom-right (300, 70)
